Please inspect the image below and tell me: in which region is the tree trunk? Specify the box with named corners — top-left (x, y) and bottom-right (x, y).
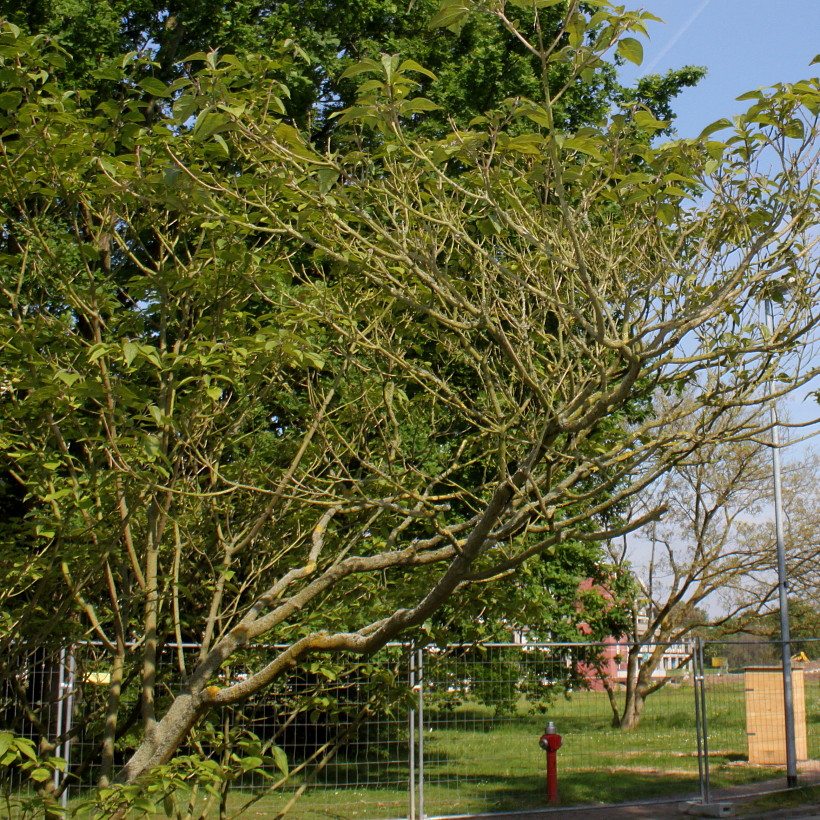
top-left (619, 686), bottom-right (646, 730)
top-left (619, 647), bottom-right (645, 730)
top-left (592, 659), bottom-right (621, 727)
top-left (117, 690), bottom-right (206, 783)
top-left (99, 649), bottom-right (125, 786)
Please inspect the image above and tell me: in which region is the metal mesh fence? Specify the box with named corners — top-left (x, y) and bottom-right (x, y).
top-left (2, 637), bottom-right (818, 818)
top-left (697, 637), bottom-right (820, 804)
top-left (416, 641), bottom-right (702, 817)
top-left (1, 642), bottom-right (414, 819)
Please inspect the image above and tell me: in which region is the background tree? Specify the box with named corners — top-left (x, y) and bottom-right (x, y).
top-left (763, 600), bottom-right (820, 660)
top-left (1, 1), bottom-right (820, 808)
top-left (607, 401), bottom-right (820, 728)
top-left (727, 450), bottom-right (820, 661)
top-left (0, 0), bottom-right (704, 135)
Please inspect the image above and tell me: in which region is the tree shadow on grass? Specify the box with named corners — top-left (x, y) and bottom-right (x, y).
top-left (420, 769), bottom-right (702, 815)
top-left (425, 706), bottom-right (618, 736)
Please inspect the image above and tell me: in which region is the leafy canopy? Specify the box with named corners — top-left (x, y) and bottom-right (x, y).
top-left (0, 0), bottom-right (819, 803)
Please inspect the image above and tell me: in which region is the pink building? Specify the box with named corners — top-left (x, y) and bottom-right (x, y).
top-left (575, 579), bottom-right (691, 691)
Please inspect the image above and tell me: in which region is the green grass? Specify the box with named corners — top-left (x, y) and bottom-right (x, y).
top-left (737, 784), bottom-right (820, 816)
top-left (13, 677), bottom-right (818, 819)
top-left (203, 677), bottom-right (819, 818)
top-left (412, 681), bottom-right (785, 815)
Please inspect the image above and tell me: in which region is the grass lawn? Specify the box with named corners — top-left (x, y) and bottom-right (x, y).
top-left (186, 676), bottom-right (819, 818)
top-left (737, 784), bottom-right (820, 816)
top-left (14, 675), bottom-right (817, 819)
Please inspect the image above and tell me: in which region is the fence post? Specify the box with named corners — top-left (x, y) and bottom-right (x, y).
top-left (53, 648), bottom-right (66, 796)
top-left (409, 649), bottom-right (416, 820)
top-left (60, 650), bottom-right (76, 809)
top-left (692, 640), bottom-right (706, 804)
top-left (766, 296), bottom-right (799, 788)
top-left (695, 637), bottom-right (711, 804)
top-left (417, 647), bottom-right (425, 820)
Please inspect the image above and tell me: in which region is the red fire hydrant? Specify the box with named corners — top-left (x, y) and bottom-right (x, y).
top-left (538, 721), bottom-right (562, 804)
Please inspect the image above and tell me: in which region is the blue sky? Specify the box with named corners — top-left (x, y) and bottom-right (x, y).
top-left (617, 0), bottom-right (820, 138)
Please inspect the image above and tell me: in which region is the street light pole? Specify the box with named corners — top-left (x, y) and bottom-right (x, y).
top-left (764, 296), bottom-right (798, 788)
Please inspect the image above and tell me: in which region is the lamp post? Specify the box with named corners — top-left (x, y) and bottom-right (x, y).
top-left (764, 295), bottom-right (798, 788)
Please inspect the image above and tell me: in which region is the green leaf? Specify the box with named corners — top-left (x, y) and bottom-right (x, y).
top-left (316, 168), bottom-right (339, 195)
top-left (0, 91), bottom-right (22, 110)
top-left (239, 756), bottom-right (263, 772)
top-left (784, 118), bottom-right (805, 139)
top-left (563, 136), bottom-right (604, 159)
top-left (698, 118), bottom-right (732, 139)
top-left (504, 134), bottom-right (544, 155)
top-left (87, 343), bottom-right (110, 363)
top-left (213, 133), bottom-right (231, 157)
top-left (274, 123), bottom-right (322, 162)
top-left (192, 110), bottom-right (230, 142)
top-left (29, 767), bottom-right (52, 782)
top-left (398, 59), bottom-right (437, 81)
top-left (0, 733), bottom-right (13, 757)
top-left (272, 746), bottom-right (288, 775)
top-left (338, 58), bottom-right (382, 81)
top-left (15, 739), bottom-right (37, 761)
top-left (428, 1), bottom-right (473, 31)
top-left (55, 370), bottom-right (81, 386)
top-left (633, 110), bottom-right (669, 132)
top-left (663, 186), bottom-right (691, 198)
top-left (476, 216), bottom-right (501, 235)
top-left (399, 97), bottom-right (442, 115)
top-left (123, 341), bottom-right (139, 366)
top-left (656, 203), bottom-right (676, 226)
top-left (139, 344), bottom-right (163, 369)
top-left (617, 38), bottom-right (644, 66)
top-left (98, 156), bottom-right (118, 177)
top-left (43, 488), bottom-right (72, 502)
top-left (173, 94), bottom-right (199, 123)
top-left (138, 77), bottom-right (170, 97)
top-left (566, 12), bottom-right (586, 50)
top-left (520, 106), bottom-right (551, 128)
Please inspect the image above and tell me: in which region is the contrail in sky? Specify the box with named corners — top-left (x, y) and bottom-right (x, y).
top-left (644, 0), bottom-right (712, 74)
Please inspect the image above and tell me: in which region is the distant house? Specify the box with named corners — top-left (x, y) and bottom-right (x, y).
top-left (507, 578), bottom-right (693, 692)
top-left (582, 610), bottom-right (692, 691)
top-left (573, 579), bottom-right (692, 691)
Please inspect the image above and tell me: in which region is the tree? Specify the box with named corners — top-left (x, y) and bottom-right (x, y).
top-left (1, 0), bottom-right (820, 807)
top-left (731, 449), bottom-right (820, 661)
top-left (715, 599), bottom-right (820, 665)
top-left (603, 402), bottom-right (773, 728)
top-left (0, 0), bottom-right (705, 135)
top-left (767, 600), bottom-right (820, 660)
top-left (605, 400), bottom-right (820, 729)
top-left (0, 0), bottom-right (704, 680)
top-left (745, 452), bottom-right (820, 602)
top-left (0, 2), bottom-right (700, 673)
